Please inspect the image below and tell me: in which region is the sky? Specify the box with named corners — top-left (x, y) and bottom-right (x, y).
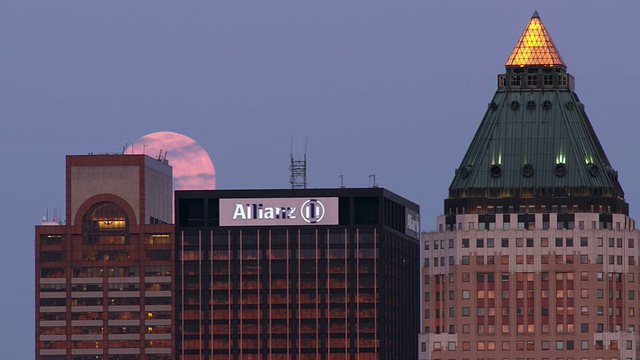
top-left (2, 1), bottom-right (640, 357)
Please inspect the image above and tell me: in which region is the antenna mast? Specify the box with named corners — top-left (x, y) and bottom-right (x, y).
top-left (290, 137), bottom-right (307, 189)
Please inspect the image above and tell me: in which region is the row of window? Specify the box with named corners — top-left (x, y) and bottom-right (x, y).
top-left (39, 266), bottom-right (171, 278)
top-left (425, 322), bottom-right (634, 335)
top-left (430, 339), bottom-right (632, 352)
top-left (426, 304), bottom-right (635, 319)
top-left (427, 271), bottom-right (633, 286)
top-left (425, 254), bottom-right (639, 267)
top-left (439, 217), bottom-right (630, 232)
top-left (428, 236), bottom-right (636, 250)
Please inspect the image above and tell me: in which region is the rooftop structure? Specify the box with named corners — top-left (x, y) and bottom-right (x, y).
top-left (421, 12), bottom-right (639, 360)
top-left (446, 11), bottom-right (625, 217)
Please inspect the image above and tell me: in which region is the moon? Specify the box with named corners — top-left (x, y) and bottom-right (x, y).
top-left (125, 131), bottom-right (216, 190)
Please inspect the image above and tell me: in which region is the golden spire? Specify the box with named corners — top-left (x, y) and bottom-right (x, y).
top-left (505, 11), bottom-right (566, 67)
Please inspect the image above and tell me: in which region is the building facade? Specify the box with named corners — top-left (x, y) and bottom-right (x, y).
top-left (35, 154), bottom-right (176, 360)
top-left (174, 188), bottom-right (420, 360)
top-left (420, 12), bottom-right (640, 360)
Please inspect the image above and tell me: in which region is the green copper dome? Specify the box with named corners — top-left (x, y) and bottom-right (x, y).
top-left (446, 12), bottom-right (626, 216)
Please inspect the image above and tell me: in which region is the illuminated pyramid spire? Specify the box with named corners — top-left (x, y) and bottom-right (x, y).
top-left (447, 11), bottom-right (627, 216)
top-left (505, 11), bottom-right (565, 67)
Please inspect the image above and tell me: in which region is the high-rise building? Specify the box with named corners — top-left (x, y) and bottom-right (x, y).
top-left (36, 154), bottom-right (175, 360)
top-left (174, 188), bottom-right (420, 360)
top-left (420, 12), bottom-right (639, 360)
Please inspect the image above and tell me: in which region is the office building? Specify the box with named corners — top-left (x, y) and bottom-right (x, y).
top-left (175, 188), bottom-right (420, 360)
top-left (36, 154), bottom-right (175, 360)
top-left (420, 12), bottom-right (640, 360)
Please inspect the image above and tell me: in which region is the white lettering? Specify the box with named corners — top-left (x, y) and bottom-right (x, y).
top-left (233, 204), bottom-right (247, 219)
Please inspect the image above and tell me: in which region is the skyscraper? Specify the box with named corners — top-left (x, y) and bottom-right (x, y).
top-left (36, 154), bottom-right (175, 360)
top-left (420, 12), bottom-right (639, 360)
top-left (174, 188), bottom-right (420, 360)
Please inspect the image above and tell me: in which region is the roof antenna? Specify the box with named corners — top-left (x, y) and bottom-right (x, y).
top-left (290, 137), bottom-right (307, 189)
top-left (339, 175), bottom-right (344, 188)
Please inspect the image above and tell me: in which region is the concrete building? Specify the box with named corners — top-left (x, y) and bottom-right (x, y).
top-left (35, 154), bottom-right (175, 360)
top-left (420, 12), bottom-right (640, 360)
top-left (174, 188), bottom-right (420, 360)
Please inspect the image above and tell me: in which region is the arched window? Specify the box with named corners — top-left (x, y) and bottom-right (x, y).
top-left (83, 202), bottom-right (129, 245)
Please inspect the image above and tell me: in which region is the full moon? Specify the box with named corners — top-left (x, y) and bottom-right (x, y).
top-left (125, 131), bottom-right (216, 190)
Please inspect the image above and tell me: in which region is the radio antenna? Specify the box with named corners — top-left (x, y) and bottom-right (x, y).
top-left (290, 137), bottom-right (307, 189)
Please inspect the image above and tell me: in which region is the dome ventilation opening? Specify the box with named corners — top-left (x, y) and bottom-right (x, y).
top-left (490, 165), bottom-right (502, 178)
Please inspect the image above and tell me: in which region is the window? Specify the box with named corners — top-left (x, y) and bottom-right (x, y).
top-left (581, 306), bottom-right (588, 315)
top-left (580, 272), bottom-right (588, 281)
top-left (462, 290), bottom-right (469, 299)
top-left (581, 340), bottom-right (588, 350)
top-left (580, 237), bottom-right (588, 246)
top-left (501, 238), bottom-right (509, 247)
top-left (461, 256), bottom-right (469, 265)
top-left (462, 238), bottom-right (469, 248)
top-left (82, 202), bottom-right (129, 245)
top-left (477, 238), bottom-right (484, 248)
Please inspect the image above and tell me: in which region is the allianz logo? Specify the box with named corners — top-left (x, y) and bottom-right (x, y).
top-left (407, 213), bottom-right (420, 233)
top-left (232, 199), bottom-right (326, 224)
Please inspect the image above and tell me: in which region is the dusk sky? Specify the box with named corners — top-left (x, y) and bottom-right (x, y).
top-left (2, 1), bottom-right (640, 357)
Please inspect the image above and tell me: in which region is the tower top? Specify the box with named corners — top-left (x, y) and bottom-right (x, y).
top-left (505, 11), bottom-right (566, 67)
top-left (446, 12), bottom-right (626, 216)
